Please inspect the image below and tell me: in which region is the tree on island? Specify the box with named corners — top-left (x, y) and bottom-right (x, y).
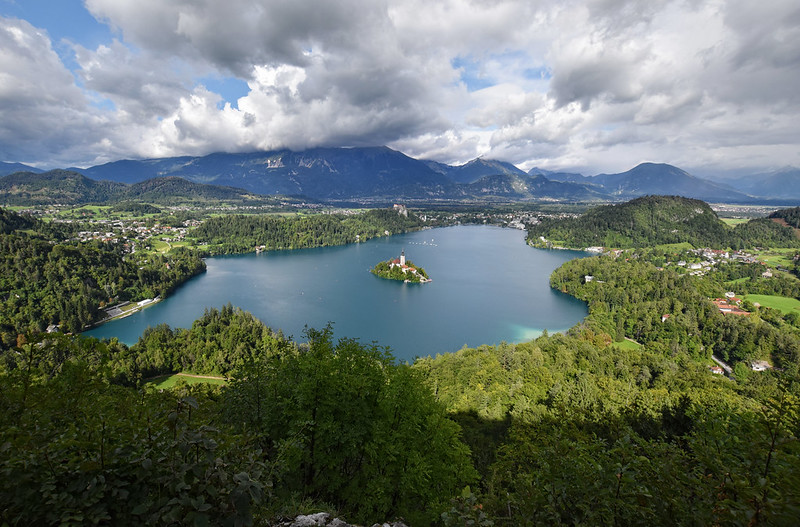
top-left (371, 250), bottom-right (430, 283)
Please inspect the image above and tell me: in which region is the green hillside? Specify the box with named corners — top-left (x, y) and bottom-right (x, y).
top-left (0, 170), bottom-right (291, 207)
top-left (528, 195), bottom-right (800, 249)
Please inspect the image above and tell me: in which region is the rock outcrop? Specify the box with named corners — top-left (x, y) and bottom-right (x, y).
top-left (274, 512), bottom-right (409, 527)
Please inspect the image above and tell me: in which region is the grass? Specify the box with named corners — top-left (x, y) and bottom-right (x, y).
top-left (61, 205), bottom-right (112, 215)
top-left (726, 277), bottom-right (750, 285)
top-left (614, 338), bottom-right (642, 350)
top-left (147, 373), bottom-right (227, 389)
top-left (751, 248), bottom-right (797, 269)
top-left (745, 294), bottom-right (800, 315)
top-left (148, 238), bottom-right (170, 253)
top-left (721, 218), bottom-right (749, 226)
top-left (655, 242), bottom-right (695, 252)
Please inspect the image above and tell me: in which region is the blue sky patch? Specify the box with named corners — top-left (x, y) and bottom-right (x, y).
top-left (451, 56), bottom-right (495, 92)
top-left (198, 76), bottom-right (251, 109)
top-left (0, 0), bottom-right (114, 50)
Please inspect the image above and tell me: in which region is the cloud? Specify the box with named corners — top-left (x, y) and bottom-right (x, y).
top-left (1, 1), bottom-right (799, 173)
top-left (0, 17), bottom-right (107, 165)
top-left (74, 40), bottom-right (191, 119)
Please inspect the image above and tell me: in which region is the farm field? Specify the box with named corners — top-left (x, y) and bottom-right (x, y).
top-left (745, 294), bottom-right (800, 315)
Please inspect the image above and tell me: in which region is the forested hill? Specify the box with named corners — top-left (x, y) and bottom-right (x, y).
top-left (527, 195), bottom-right (800, 249)
top-left (769, 206), bottom-right (800, 229)
top-left (0, 170), bottom-right (285, 206)
top-left (0, 207), bottom-right (37, 233)
top-left (0, 207), bottom-right (205, 341)
top-left (0, 170), bottom-right (126, 205)
top-left (193, 208), bottom-right (428, 254)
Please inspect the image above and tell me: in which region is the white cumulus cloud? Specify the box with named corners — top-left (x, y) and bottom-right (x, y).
top-left (0, 0), bottom-right (798, 174)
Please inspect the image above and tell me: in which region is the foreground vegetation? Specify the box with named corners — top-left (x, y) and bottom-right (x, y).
top-left (2, 303), bottom-right (799, 525)
top-left (0, 308), bottom-right (475, 526)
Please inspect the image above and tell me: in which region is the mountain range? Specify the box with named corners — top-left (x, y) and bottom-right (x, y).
top-left (3, 147), bottom-right (800, 204)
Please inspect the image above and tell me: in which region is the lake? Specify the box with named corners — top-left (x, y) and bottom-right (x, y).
top-left (84, 225), bottom-right (588, 362)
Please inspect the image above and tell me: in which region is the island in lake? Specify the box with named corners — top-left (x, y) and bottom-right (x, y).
top-left (371, 250), bottom-right (431, 283)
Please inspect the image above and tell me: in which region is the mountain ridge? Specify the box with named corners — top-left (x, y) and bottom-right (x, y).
top-left (6, 147), bottom-right (795, 204)
top-left (0, 170), bottom-right (283, 206)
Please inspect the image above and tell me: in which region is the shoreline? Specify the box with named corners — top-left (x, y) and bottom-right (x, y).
top-left (86, 296), bottom-right (162, 330)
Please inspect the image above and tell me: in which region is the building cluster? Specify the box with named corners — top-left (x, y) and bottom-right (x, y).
top-left (388, 250), bottom-right (431, 283)
top-left (711, 295), bottom-right (750, 316)
top-left (70, 218), bottom-right (193, 252)
top-left (666, 248), bottom-right (765, 277)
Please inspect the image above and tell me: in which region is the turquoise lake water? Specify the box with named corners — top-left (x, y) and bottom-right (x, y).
top-left (84, 225), bottom-right (588, 362)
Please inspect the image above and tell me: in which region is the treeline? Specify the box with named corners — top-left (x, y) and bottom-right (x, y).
top-left (0, 207), bottom-right (205, 345)
top-left (527, 195), bottom-right (800, 249)
top-left (550, 254), bottom-right (800, 371)
top-left (0, 308), bottom-right (475, 526)
top-left (193, 208), bottom-right (427, 254)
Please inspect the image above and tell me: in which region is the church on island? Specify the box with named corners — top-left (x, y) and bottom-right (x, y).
top-left (371, 249), bottom-right (431, 283)
top-left (390, 249), bottom-right (408, 269)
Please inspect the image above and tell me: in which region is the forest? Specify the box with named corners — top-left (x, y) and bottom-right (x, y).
top-left (527, 195), bottom-right (800, 249)
top-left (0, 208), bottom-right (205, 345)
top-left (192, 208), bottom-right (431, 254)
top-left (0, 307), bottom-right (475, 526)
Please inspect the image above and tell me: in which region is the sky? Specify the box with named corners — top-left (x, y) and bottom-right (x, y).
top-left (1, 0), bottom-right (799, 176)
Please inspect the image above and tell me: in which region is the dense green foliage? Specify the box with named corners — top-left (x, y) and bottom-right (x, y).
top-left (193, 209), bottom-right (426, 254)
top-left (731, 218), bottom-right (800, 249)
top-left (0, 333), bottom-right (268, 526)
top-left (550, 253), bottom-right (800, 370)
top-left (223, 325), bottom-right (475, 524)
top-left (0, 207), bottom-right (205, 345)
top-left (769, 206), bottom-right (800, 229)
top-left (0, 207), bottom-right (37, 233)
top-left (416, 325), bottom-right (800, 525)
top-left (126, 305), bottom-right (288, 381)
top-left (0, 311), bottom-right (476, 526)
top-left (527, 195), bottom-right (800, 249)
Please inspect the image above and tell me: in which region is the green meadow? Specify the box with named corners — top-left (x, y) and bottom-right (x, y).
top-left (745, 294), bottom-right (800, 314)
